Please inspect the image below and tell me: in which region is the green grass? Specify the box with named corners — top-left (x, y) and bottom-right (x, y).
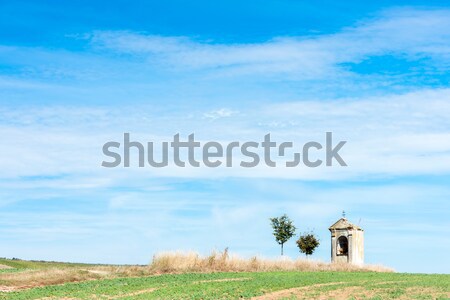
top-left (1, 271), bottom-right (449, 300)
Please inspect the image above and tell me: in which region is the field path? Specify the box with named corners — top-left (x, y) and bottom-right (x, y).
top-left (251, 282), bottom-right (345, 300)
top-left (107, 288), bottom-right (157, 299)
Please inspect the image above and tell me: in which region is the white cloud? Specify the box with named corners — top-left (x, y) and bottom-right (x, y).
top-left (90, 9), bottom-right (450, 77)
top-left (0, 88), bottom-right (450, 182)
top-left (203, 108), bottom-right (238, 120)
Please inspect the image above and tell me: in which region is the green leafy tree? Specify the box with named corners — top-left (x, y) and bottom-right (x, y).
top-left (270, 214), bottom-right (296, 255)
top-left (296, 232), bottom-right (320, 257)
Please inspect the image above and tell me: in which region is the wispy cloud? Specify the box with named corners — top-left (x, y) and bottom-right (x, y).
top-left (203, 108), bottom-right (238, 120)
top-left (90, 9), bottom-right (450, 77)
top-left (1, 88), bottom-right (450, 181)
top-left (2, 8), bottom-right (449, 106)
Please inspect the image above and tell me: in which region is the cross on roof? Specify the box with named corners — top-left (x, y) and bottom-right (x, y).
top-left (342, 210), bottom-right (346, 218)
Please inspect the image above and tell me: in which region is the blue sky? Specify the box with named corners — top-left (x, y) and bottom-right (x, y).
top-left (1, 1), bottom-right (450, 273)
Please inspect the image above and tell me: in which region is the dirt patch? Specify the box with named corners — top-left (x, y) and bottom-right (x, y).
top-left (312, 286), bottom-right (376, 300)
top-left (37, 297), bottom-right (79, 300)
top-left (0, 264), bottom-right (13, 270)
top-left (251, 282), bottom-right (345, 300)
top-left (106, 288), bottom-right (157, 299)
top-left (0, 286), bottom-right (17, 292)
top-left (370, 280), bottom-right (406, 285)
top-left (0, 285), bottom-right (37, 292)
top-left (194, 277), bottom-right (252, 284)
top-left (325, 284), bottom-right (449, 300)
top-left (34, 289), bottom-right (157, 300)
top-left (252, 279), bottom-right (434, 300)
top-left (82, 269), bottom-right (111, 275)
top-left (398, 287), bottom-right (450, 300)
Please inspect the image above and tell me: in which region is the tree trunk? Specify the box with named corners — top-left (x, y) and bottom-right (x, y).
top-left (281, 243), bottom-right (284, 256)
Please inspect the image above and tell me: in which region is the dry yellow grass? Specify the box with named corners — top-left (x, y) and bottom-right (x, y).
top-left (0, 268), bottom-right (104, 288)
top-left (0, 250), bottom-right (392, 290)
top-left (149, 249), bottom-right (393, 273)
top-left (0, 266), bottom-right (152, 289)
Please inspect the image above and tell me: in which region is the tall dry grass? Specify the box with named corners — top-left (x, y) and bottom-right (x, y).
top-left (0, 266), bottom-right (152, 289)
top-left (0, 249), bottom-right (392, 290)
top-left (149, 249), bottom-right (393, 273)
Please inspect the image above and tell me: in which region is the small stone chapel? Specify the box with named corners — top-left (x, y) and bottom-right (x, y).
top-left (329, 212), bottom-right (364, 265)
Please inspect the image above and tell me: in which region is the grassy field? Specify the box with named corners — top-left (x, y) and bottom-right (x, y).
top-left (0, 258), bottom-right (109, 270)
top-left (0, 256), bottom-right (449, 299)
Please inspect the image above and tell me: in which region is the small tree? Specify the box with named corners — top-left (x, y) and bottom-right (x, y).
top-left (296, 232), bottom-right (320, 257)
top-left (270, 214), bottom-right (296, 255)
